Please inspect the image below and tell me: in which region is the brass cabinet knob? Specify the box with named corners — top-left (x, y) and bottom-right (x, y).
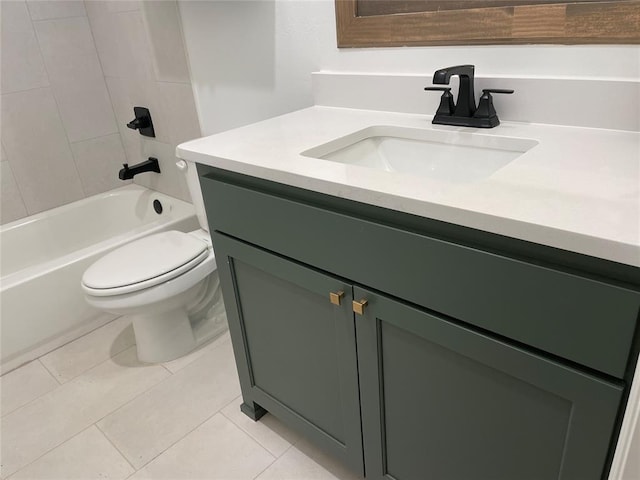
top-left (352, 299), bottom-right (368, 315)
top-left (329, 290), bottom-right (344, 306)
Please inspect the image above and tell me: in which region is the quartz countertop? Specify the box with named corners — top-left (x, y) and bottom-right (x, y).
top-left (177, 106), bottom-right (640, 267)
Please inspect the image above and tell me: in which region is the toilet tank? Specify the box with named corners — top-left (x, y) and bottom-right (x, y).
top-left (176, 159), bottom-right (209, 233)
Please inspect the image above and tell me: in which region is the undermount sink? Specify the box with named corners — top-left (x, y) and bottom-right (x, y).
top-left (301, 126), bottom-right (538, 182)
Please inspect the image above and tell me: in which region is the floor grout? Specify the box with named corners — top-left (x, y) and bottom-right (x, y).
top-left (94, 422), bottom-right (138, 473)
top-left (37, 357), bottom-right (63, 385)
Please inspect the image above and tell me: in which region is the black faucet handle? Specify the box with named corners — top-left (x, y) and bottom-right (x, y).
top-left (482, 89), bottom-right (514, 95)
top-left (474, 88), bottom-right (514, 127)
top-left (425, 87), bottom-right (455, 116)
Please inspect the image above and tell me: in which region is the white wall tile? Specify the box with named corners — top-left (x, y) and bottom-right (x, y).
top-left (142, 0), bottom-right (191, 83)
top-left (0, 347), bottom-right (169, 477)
top-left (137, 139), bottom-right (191, 202)
top-left (26, 0), bottom-right (86, 20)
top-left (98, 334), bottom-right (240, 469)
top-left (130, 413), bottom-right (275, 479)
top-left (89, 10), bottom-right (155, 80)
top-left (48, 53), bottom-right (119, 142)
top-left (33, 16), bottom-right (96, 59)
top-left (84, 0), bottom-right (140, 18)
top-left (40, 316), bottom-right (135, 384)
top-left (157, 82), bottom-right (201, 145)
top-left (0, 160), bottom-right (28, 224)
top-left (34, 16), bottom-right (118, 141)
top-left (10, 425), bottom-right (134, 479)
top-left (0, 1), bottom-right (49, 94)
top-left (1, 88), bottom-right (85, 214)
top-left (0, 361), bottom-right (58, 417)
top-left (70, 134), bottom-right (128, 196)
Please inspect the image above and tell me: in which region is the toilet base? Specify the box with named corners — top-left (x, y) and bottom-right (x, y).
top-left (132, 308), bottom-right (197, 363)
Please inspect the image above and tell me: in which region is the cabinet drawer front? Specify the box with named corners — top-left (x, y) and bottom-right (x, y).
top-left (213, 233), bottom-right (364, 474)
top-left (355, 287), bottom-right (623, 480)
top-left (200, 173), bottom-right (639, 378)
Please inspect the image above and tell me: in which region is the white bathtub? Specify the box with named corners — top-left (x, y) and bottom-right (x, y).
top-left (0, 185), bottom-right (199, 373)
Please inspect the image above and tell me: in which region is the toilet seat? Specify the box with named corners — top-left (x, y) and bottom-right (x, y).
top-left (82, 231), bottom-right (210, 297)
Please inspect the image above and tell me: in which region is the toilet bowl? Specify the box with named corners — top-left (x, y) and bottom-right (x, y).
top-left (81, 160), bottom-right (226, 363)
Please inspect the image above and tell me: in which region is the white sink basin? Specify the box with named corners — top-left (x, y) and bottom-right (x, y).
top-left (302, 126), bottom-right (538, 182)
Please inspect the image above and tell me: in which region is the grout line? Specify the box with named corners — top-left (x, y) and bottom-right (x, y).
top-left (37, 357), bottom-right (64, 386)
top-left (30, 17), bottom-right (88, 198)
top-left (0, 361), bottom-right (60, 418)
top-left (5, 425), bottom-right (95, 478)
top-left (95, 422), bottom-right (138, 473)
top-left (252, 444), bottom-right (294, 480)
top-left (69, 131), bottom-right (123, 146)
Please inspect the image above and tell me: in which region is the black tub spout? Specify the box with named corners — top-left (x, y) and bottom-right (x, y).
top-left (119, 157), bottom-right (161, 180)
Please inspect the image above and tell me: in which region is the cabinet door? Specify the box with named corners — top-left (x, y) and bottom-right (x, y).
top-left (354, 287), bottom-right (623, 480)
top-left (213, 233), bottom-right (364, 475)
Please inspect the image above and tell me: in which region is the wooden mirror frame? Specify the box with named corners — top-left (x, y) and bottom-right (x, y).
top-left (335, 0), bottom-right (640, 47)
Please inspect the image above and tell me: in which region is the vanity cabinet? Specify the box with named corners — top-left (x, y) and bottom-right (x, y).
top-left (198, 166), bottom-right (639, 480)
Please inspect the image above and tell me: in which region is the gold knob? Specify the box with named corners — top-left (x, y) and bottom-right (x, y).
top-left (352, 299), bottom-right (368, 315)
top-left (329, 290), bottom-right (344, 306)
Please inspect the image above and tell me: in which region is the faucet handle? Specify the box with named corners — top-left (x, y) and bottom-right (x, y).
top-left (482, 89), bottom-right (514, 95)
top-left (424, 87), bottom-right (455, 116)
top-left (474, 89), bottom-right (515, 126)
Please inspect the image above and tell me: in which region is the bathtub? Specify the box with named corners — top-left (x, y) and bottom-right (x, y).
top-left (0, 185), bottom-right (199, 373)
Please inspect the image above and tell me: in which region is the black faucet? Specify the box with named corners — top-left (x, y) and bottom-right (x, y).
top-left (119, 157), bottom-right (161, 180)
top-left (425, 65), bottom-right (513, 128)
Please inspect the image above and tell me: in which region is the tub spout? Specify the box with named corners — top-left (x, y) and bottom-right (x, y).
top-left (119, 157), bottom-right (161, 180)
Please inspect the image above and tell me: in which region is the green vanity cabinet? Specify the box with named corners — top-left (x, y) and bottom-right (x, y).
top-left (212, 232), bottom-right (365, 475)
top-left (198, 166), bottom-right (639, 479)
top-left (355, 287), bottom-right (623, 480)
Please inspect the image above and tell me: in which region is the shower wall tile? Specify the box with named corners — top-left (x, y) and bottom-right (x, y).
top-left (0, 161), bottom-right (28, 224)
top-left (26, 0), bottom-right (86, 21)
top-left (157, 82), bottom-right (202, 145)
top-left (0, 1), bottom-right (49, 94)
top-left (33, 16), bottom-right (96, 59)
top-left (71, 134), bottom-right (129, 196)
top-left (142, 0), bottom-right (191, 83)
top-left (35, 17), bottom-right (118, 142)
top-left (137, 139), bottom-right (191, 202)
top-left (1, 88), bottom-right (85, 214)
top-left (88, 9), bottom-right (155, 80)
top-left (87, 0), bottom-right (200, 202)
top-left (84, 0), bottom-right (140, 18)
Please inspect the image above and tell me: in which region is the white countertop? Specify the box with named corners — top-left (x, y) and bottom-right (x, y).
top-left (177, 106), bottom-right (640, 267)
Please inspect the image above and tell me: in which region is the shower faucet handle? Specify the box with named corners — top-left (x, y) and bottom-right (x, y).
top-left (127, 106), bottom-right (155, 138)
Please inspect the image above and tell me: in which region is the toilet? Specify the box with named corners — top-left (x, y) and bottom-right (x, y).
top-left (81, 159), bottom-right (226, 363)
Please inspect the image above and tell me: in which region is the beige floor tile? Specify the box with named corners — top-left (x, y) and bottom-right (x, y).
top-left (292, 437), bottom-right (364, 480)
top-left (255, 446), bottom-right (342, 480)
top-left (162, 330), bottom-right (229, 374)
top-left (97, 334), bottom-right (241, 469)
top-left (131, 413), bottom-right (275, 479)
top-left (0, 347), bottom-right (169, 477)
top-left (221, 396), bottom-right (301, 458)
top-left (1, 361), bottom-right (58, 417)
top-left (8, 425), bottom-right (134, 479)
top-left (40, 316), bottom-right (135, 383)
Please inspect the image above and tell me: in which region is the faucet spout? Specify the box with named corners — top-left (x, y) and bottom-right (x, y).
top-left (432, 64), bottom-right (476, 117)
top-left (119, 157), bottom-right (161, 181)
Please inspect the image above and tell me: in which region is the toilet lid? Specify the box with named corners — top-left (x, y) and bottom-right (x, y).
top-left (82, 231), bottom-right (209, 292)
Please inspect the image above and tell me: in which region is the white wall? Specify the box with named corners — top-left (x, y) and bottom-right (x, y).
top-left (179, 0), bottom-right (640, 136)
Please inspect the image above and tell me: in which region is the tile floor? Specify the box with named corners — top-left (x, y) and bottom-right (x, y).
top-left (0, 318), bottom-right (364, 480)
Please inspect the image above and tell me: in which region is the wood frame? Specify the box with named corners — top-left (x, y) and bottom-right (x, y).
top-left (335, 0), bottom-right (640, 47)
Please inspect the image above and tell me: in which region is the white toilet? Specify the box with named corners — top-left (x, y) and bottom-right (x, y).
top-left (81, 159), bottom-right (226, 363)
